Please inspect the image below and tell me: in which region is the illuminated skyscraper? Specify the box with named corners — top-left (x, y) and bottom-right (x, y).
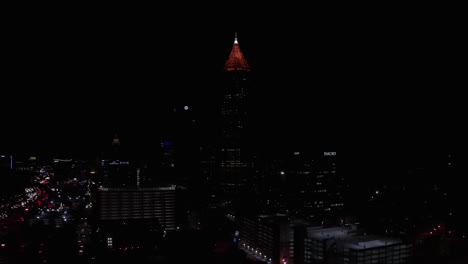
top-left (217, 32), bottom-right (252, 191)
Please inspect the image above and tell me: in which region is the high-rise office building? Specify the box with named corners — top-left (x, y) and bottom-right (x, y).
top-left (217, 33), bottom-right (252, 187)
top-left (203, 33), bottom-right (255, 214)
top-left (315, 152), bottom-right (344, 218)
top-left (96, 133), bottom-right (178, 253)
top-left (262, 152), bottom-right (344, 222)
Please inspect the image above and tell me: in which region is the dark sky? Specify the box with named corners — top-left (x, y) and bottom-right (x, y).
top-left (1, 8), bottom-right (466, 162)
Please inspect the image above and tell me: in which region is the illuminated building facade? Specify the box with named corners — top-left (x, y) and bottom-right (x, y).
top-left (239, 214), bottom-right (294, 264)
top-left (96, 133), bottom-right (178, 253)
top-left (97, 186), bottom-right (176, 230)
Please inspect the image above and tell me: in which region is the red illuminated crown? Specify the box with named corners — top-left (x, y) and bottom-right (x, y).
top-left (223, 33), bottom-right (251, 72)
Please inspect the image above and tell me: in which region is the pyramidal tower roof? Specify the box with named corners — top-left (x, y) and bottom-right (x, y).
top-left (223, 32), bottom-right (251, 72)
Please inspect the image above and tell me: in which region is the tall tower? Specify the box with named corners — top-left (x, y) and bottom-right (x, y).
top-left (222, 32), bottom-right (250, 138)
top-left (218, 32), bottom-right (252, 192)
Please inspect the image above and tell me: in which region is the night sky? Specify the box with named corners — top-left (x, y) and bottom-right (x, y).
top-left (2, 8), bottom-right (466, 166)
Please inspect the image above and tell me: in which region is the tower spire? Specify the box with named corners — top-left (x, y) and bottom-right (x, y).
top-left (223, 32), bottom-right (250, 71)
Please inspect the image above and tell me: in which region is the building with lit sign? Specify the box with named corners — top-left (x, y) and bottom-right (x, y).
top-left (263, 151), bottom-right (344, 223)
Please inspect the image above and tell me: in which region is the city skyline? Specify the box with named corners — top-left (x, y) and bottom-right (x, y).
top-left (2, 20), bottom-right (466, 186)
top-left (2, 12), bottom-right (467, 262)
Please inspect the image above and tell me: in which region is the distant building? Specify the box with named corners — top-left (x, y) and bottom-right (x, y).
top-left (99, 132), bottom-right (132, 187)
top-left (0, 155), bottom-right (12, 181)
top-left (0, 154), bottom-right (12, 170)
top-left (160, 140), bottom-right (175, 171)
top-left (264, 152), bottom-right (344, 222)
top-left (100, 159), bottom-right (133, 187)
top-left (98, 132), bottom-right (154, 188)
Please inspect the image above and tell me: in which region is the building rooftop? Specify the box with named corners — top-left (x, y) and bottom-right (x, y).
top-left (306, 226), bottom-right (403, 250)
top-left (345, 238), bottom-right (402, 250)
top-left (307, 226), bottom-right (354, 240)
top-left (99, 186), bottom-right (176, 192)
